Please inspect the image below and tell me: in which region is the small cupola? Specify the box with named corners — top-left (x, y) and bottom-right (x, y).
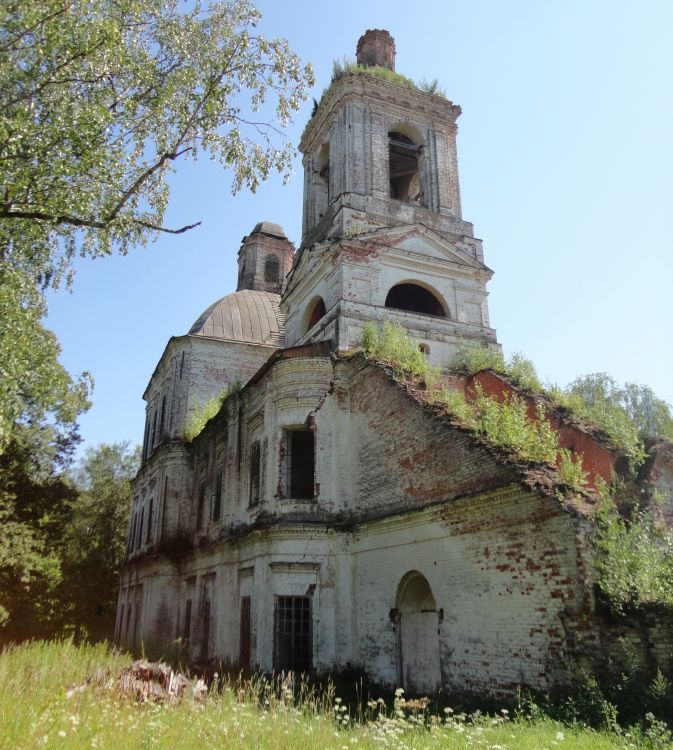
top-left (236, 221), bottom-right (295, 294)
top-left (356, 29), bottom-right (396, 70)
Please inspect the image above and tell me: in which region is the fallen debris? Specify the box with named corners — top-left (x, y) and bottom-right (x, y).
top-left (67, 659), bottom-right (207, 703)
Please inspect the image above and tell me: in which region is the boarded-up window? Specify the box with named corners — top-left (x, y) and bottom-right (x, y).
top-left (284, 429), bottom-right (315, 499)
top-left (274, 596), bottom-right (312, 672)
top-left (239, 596), bottom-right (251, 669)
top-left (249, 441), bottom-right (261, 506)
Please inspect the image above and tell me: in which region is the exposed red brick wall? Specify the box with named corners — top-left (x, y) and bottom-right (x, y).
top-left (466, 371), bottom-right (617, 489)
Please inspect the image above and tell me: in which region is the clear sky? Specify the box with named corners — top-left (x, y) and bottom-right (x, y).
top-left (46, 0), bottom-right (673, 457)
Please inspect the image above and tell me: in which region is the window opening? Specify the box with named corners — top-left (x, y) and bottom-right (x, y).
top-left (212, 470), bottom-right (222, 521)
top-left (146, 497), bottom-right (153, 544)
top-left (129, 512), bottom-right (137, 552)
top-left (264, 255), bottom-right (280, 284)
top-left (201, 600), bottom-right (211, 660)
top-left (133, 600), bottom-right (142, 648)
top-left (249, 441), bottom-right (261, 506)
top-left (307, 298), bottom-right (326, 331)
top-left (274, 596), bottom-right (312, 672)
top-left (385, 283), bottom-right (446, 318)
top-left (137, 508), bottom-right (144, 549)
top-left (142, 417), bottom-right (150, 461)
top-left (161, 477), bottom-right (168, 539)
top-left (180, 351), bottom-right (185, 379)
top-left (316, 142), bottom-right (330, 214)
top-left (285, 429), bottom-right (315, 499)
top-left (183, 599), bottom-right (192, 640)
top-left (159, 396), bottom-right (166, 437)
top-left (117, 604), bottom-right (125, 642)
top-left (239, 597), bottom-right (251, 669)
top-left (419, 343), bottom-right (430, 356)
top-left (389, 131), bottom-right (421, 203)
top-left (196, 481), bottom-right (206, 529)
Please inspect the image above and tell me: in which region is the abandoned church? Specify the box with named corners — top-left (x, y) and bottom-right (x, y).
top-left (116, 30), bottom-right (673, 695)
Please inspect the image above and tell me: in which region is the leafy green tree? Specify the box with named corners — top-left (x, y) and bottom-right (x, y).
top-left (0, 425), bottom-right (78, 641)
top-left (566, 374), bottom-right (673, 466)
top-left (60, 442), bottom-right (140, 642)
top-left (0, 0), bottom-right (313, 449)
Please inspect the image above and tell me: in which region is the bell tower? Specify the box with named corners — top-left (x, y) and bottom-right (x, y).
top-left (299, 28), bottom-right (468, 248)
top-left (283, 31), bottom-right (499, 366)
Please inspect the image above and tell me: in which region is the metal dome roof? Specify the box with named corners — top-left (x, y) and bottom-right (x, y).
top-left (188, 289), bottom-right (284, 346)
top-left (251, 221), bottom-right (287, 239)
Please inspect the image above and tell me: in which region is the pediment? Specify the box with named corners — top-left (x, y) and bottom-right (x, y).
top-left (342, 224), bottom-right (491, 273)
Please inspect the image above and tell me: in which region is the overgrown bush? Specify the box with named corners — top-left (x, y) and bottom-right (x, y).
top-left (184, 382), bottom-right (241, 442)
top-left (451, 342), bottom-right (543, 392)
top-left (470, 387), bottom-right (558, 464)
top-left (594, 494), bottom-right (673, 611)
top-left (557, 448), bottom-right (588, 489)
top-left (453, 343), bottom-right (662, 469)
top-left (362, 321), bottom-right (439, 388)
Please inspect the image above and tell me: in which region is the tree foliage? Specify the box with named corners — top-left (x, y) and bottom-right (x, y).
top-left (0, 438), bottom-right (138, 642)
top-left (0, 0), bottom-right (313, 450)
top-left (1, 0), bottom-right (314, 278)
top-left (60, 442), bottom-right (140, 641)
top-left (0, 426), bottom-right (78, 640)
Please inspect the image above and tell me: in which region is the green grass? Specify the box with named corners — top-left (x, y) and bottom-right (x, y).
top-left (0, 641), bottom-right (663, 749)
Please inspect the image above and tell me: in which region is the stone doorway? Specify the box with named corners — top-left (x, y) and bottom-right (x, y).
top-left (395, 571), bottom-right (441, 695)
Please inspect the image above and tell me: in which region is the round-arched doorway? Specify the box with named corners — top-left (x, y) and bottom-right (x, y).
top-left (395, 571), bottom-right (441, 694)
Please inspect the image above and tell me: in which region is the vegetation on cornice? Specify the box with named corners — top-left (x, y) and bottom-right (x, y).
top-left (361, 321), bottom-right (575, 480)
top-left (184, 382), bottom-right (241, 443)
top-left (450, 341), bottom-right (673, 470)
top-left (312, 60), bottom-right (447, 116)
top-left (361, 321), bottom-right (673, 613)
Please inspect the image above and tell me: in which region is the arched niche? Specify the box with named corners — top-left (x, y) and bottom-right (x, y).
top-left (395, 571), bottom-right (441, 694)
top-left (305, 296), bottom-right (326, 333)
top-left (388, 125), bottom-right (424, 204)
top-left (385, 281), bottom-right (448, 318)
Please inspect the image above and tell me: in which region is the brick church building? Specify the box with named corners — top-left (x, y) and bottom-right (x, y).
top-left (117, 30), bottom-right (673, 694)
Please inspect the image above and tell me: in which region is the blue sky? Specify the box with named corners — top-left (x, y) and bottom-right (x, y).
top-left (46, 0), bottom-right (673, 456)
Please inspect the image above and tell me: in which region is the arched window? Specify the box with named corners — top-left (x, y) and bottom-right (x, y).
top-left (385, 283), bottom-right (446, 318)
top-left (306, 297), bottom-right (326, 331)
top-left (389, 131), bottom-right (421, 203)
top-left (264, 255), bottom-right (280, 284)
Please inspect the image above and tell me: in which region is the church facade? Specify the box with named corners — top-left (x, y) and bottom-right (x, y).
top-left (116, 31), bottom-right (673, 694)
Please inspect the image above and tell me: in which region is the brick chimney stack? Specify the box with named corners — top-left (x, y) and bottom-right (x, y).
top-left (356, 29), bottom-right (395, 71)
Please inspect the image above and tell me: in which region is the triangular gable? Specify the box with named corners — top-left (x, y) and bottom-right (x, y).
top-left (341, 223), bottom-right (492, 273)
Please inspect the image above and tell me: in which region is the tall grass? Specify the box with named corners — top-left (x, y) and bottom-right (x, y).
top-left (0, 641), bottom-right (646, 749)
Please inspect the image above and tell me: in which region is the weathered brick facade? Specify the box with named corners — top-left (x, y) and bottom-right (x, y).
top-left (117, 30), bottom-right (673, 695)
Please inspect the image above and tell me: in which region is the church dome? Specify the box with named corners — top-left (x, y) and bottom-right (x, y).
top-left (188, 289), bottom-right (284, 346)
top-left (251, 221), bottom-right (287, 239)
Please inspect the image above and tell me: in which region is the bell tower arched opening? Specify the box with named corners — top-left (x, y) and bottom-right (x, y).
top-left (395, 571), bottom-right (441, 694)
top-left (389, 131), bottom-right (422, 204)
top-left (385, 282), bottom-right (447, 318)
